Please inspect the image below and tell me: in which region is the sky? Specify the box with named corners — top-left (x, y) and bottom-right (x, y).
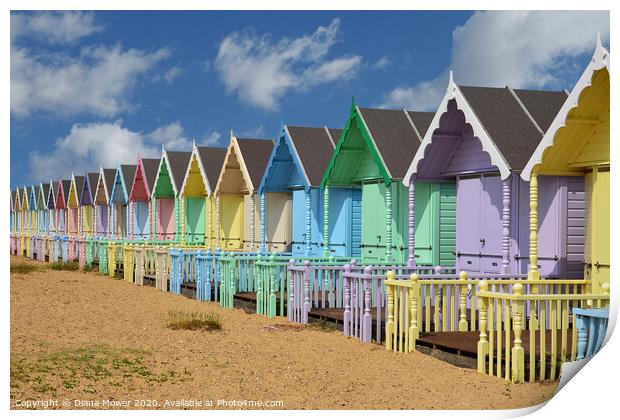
top-left (10, 10), bottom-right (610, 189)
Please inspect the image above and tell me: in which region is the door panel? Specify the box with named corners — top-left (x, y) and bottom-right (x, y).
top-left (267, 192), bottom-right (292, 253)
top-left (536, 177), bottom-right (561, 276)
top-left (185, 197), bottom-right (206, 244)
top-left (327, 188), bottom-right (348, 257)
top-left (221, 195), bottom-right (243, 250)
top-left (362, 183), bottom-right (383, 263)
top-left (349, 188), bottom-right (362, 259)
top-left (414, 181), bottom-right (433, 265)
top-left (292, 189), bottom-right (306, 257)
top-left (456, 177), bottom-right (480, 272)
top-left (586, 169), bottom-right (610, 292)
top-left (157, 198), bottom-right (175, 240)
top-left (134, 201), bottom-right (149, 239)
top-left (480, 175), bottom-right (503, 274)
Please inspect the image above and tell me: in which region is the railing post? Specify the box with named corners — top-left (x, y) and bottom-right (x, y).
top-left (343, 264), bottom-right (351, 336)
top-left (459, 271), bottom-right (469, 332)
top-left (303, 260), bottom-right (311, 324)
top-left (288, 259), bottom-right (296, 322)
top-left (477, 280), bottom-right (489, 374)
top-left (409, 273), bottom-right (420, 352)
top-left (528, 172), bottom-right (540, 281)
top-left (407, 179), bottom-right (416, 267)
top-left (362, 266), bottom-right (372, 343)
top-left (268, 253), bottom-right (277, 318)
top-left (385, 271), bottom-right (395, 351)
top-left (511, 283), bottom-right (525, 383)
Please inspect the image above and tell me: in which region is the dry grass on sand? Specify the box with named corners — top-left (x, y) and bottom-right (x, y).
top-left (10, 255), bottom-right (558, 410)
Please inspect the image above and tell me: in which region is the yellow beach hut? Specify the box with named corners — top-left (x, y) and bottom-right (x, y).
top-left (179, 143), bottom-right (227, 247)
top-left (214, 133), bottom-right (274, 251)
top-left (522, 37), bottom-right (610, 293)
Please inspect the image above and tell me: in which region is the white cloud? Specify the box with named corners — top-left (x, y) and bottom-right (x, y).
top-left (237, 125), bottom-right (265, 138)
top-left (11, 45), bottom-right (170, 118)
top-left (380, 11), bottom-right (610, 110)
top-left (30, 121), bottom-right (158, 182)
top-left (29, 121), bottom-right (216, 182)
top-left (372, 55), bottom-right (391, 69)
top-left (153, 65), bottom-right (183, 84)
top-left (214, 18), bottom-right (362, 111)
top-left (11, 11), bottom-right (102, 44)
top-left (202, 131), bottom-right (222, 146)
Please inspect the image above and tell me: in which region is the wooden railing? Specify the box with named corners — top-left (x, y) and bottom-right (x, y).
top-left (476, 281), bottom-right (609, 383)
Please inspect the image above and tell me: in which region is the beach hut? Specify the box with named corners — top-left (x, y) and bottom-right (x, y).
top-left (47, 180), bottom-right (58, 235)
top-left (36, 183), bottom-right (48, 234)
top-left (79, 172), bottom-right (98, 238)
top-left (28, 186), bottom-right (37, 234)
top-left (522, 38), bottom-right (609, 290)
top-left (21, 187), bottom-right (30, 234)
top-left (94, 167), bottom-right (116, 238)
top-left (404, 73), bottom-right (578, 277)
top-left (10, 190), bottom-right (16, 234)
top-left (321, 105), bottom-right (444, 265)
top-left (259, 125), bottom-right (340, 257)
top-left (55, 180), bottom-right (71, 236)
top-left (128, 158), bottom-right (160, 240)
top-left (109, 164), bottom-right (136, 240)
top-left (179, 145), bottom-right (227, 246)
top-left (152, 150), bottom-right (192, 241)
top-left (67, 175), bottom-right (84, 238)
top-left (214, 134), bottom-right (274, 251)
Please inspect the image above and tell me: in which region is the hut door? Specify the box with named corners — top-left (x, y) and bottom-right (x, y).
top-left (456, 176), bottom-right (481, 272)
top-left (480, 175), bottom-right (503, 274)
top-left (157, 198), bottom-right (175, 240)
top-left (186, 197), bottom-right (206, 244)
top-left (414, 182), bottom-right (433, 266)
top-left (221, 195), bottom-right (243, 250)
top-left (348, 188), bottom-right (362, 259)
top-left (361, 183), bottom-right (383, 263)
top-left (134, 201), bottom-right (149, 239)
top-left (292, 189), bottom-right (306, 257)
top-left (585, 168), bottom-right (610, 292)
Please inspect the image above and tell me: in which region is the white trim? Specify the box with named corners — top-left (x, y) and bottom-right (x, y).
top-left (403, 71), bottom-right (512, 184)
top-left (323, 126), bottom-right (336, 148)
top-left (521, 37), bottom-right (610, 180)
top-left (402, 109), bottom-right (423, 142)
top-left (508, 87), bottom-right (544, 135)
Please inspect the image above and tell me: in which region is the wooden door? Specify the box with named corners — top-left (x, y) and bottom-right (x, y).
top-left (361, 183), bottom-right (383, 263)
top-left (414, 181), bottom-right (433, 265)
top-left (291, 189), bottom-right (306, 257)
top-left (456, 176), bottom-right (481, 273)
top-left (221, 195), bottom-right (243, 250)
top-left (480, 175), bottom-right (503, 274)
top-left (585, 168), bottom-right (610, 292)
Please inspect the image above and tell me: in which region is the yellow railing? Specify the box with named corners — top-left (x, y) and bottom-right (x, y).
top-left (385, 272), bottom-right (589, 357)
top-left (477, 281), bottom-right (609, 383)
top-left (385, 275), bottom-right (418, 353)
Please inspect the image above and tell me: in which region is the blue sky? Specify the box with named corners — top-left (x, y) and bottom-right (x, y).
top-left (10, 10), bottom-right (609, 189)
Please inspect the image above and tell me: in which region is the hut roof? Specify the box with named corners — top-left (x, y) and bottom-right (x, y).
top-left (357, 107), bottom-right (432, 179)
top-left (459, 86), bottom-right (567, 171)
top-left (286, 126), bottom-right (338, 186)
top-left (141, 158), bottom-right (161, 195)
top-left (236, 138), bottom-right (274, 190)
top-left (166, 151), bottom-right (192, 193)
top-left (197, 147), bottom-right (227, 192)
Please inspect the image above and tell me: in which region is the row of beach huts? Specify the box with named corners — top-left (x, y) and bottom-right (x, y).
top-left (10, 39), bottom-right (610, 384)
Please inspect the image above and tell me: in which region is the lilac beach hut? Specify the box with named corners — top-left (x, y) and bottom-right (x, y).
top-left (403, 73), bottom-right (585, 278)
